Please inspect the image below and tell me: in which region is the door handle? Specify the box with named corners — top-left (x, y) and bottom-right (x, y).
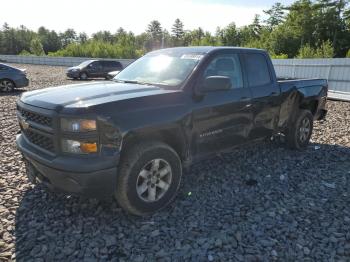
top-left (270, 92), bottom-right (278, 96)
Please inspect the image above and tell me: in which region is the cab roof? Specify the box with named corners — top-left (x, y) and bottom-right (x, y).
top-left (149, 46), bottom-right (266, 55)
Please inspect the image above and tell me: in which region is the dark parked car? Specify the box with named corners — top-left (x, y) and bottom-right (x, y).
top-left (16, 47), bottom-right (327, 216)
top-left (0, 63), bottom-right (29, 92)
top-left (66, 60), bottom-right (123, 80)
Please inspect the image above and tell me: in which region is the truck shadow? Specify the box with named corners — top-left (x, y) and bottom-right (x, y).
top-left (14, 142), bottom-right (350, 261)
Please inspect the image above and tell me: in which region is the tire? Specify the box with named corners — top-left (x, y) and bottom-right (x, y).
top-left (79, 72), bottom-right (88, 80)
top-left (0, 79), bottom-right (15, 92)
top-left (115, 141), bottom-right (182, 216)
top-left (286, 109), bottom-right (313, 150)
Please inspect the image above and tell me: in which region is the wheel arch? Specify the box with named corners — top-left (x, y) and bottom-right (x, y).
top-left (121, 127), bottom-right (189, 162)
top-left (299, 99), bottom-right (319, 116)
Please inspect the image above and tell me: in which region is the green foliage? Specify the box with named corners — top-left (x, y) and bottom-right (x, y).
top-left (59, 29), bottom-right (77, 47)
top-left (38, 26), bottom-right (61, 54)
top-left (270, 53), bottom-right (288, 59)
top-left (171, 19), bottom-right (184, 40)
top-left (147, 20), bottom-right (162, 40)
top-left (347, 49), bottom-right (350, 57)
top-left (297, 44), bottom-right (316, 58)
top-left (19, 50), bottom-right (33, 56)
top-left (30, 38), bottom-right (45, 56)
top-left (297, 40), bottom-right (334, 58)
top-left (315, 40), bottom-right (334, 58)
top-left (49, 40), bottom-right (144, 59)
top-left (217, 23), bottom-right (240, 46)
top-left (263, 2), bottom-right (285, 29)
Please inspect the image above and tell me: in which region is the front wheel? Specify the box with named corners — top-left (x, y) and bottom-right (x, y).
top-left (0, 79), bottom-right (15, 92)
top-left (79, 72), bottom-right (88, 80)
top-left (286, 109), bottom-right (313, 150)
top-left (115, 142), bottom-right (182, 216)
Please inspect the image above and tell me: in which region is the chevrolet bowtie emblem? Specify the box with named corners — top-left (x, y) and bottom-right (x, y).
top-left (20, 118), bottom-right (29, 130)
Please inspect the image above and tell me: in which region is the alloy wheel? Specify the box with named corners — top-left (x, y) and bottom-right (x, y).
top-left (136, 158), bottom-right (172, 202)
top-left (299, 117), bottom-right (311, 142)
top-left (0, 80), bottom-right (14, 92)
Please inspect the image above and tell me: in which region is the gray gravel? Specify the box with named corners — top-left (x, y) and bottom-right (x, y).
top-left (1, 63), bottom-right (350, 261)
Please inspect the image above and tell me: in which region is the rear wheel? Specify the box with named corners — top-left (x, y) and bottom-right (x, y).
top-left (286, 109), bottom-right (313, 150)
top-left (115, 141), bottom-right (182, 216)
top-left (0, 79), bottom-right (15, 92)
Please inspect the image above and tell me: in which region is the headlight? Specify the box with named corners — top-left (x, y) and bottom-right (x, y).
top-left (61, 118), bottom-right (96, 132)
top-left (62, 139), bottom-right (98, 154)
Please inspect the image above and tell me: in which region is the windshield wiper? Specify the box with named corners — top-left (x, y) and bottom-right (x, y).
top-left (114, 79), bottom-right (153, 86)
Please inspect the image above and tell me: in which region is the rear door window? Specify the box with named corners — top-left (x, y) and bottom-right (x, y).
top-left (111, 61), bottom-right (122, 68)
top-left (244, 53), bottom-right (271, 87)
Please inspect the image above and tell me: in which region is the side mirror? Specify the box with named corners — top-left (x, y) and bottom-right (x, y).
top-left (202, 76), bottom-right (231, 92)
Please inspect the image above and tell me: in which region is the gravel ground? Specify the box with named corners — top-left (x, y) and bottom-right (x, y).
top-left (1, 63), bottom-right (350, 261)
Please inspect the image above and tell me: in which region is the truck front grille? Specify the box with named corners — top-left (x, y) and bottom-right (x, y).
top-left (17, 105), bottom-right (52, 127)
top-left (23, 129), bottom-right (54, 152)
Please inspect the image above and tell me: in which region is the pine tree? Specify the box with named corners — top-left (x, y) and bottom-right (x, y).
top-left (147, 20), bottom-right (162, 40)
top-left (146, 20), bottom-right (163, 49)
top-left (171, 18), bottom-right (184, 39)
top-left (263, 2), bottom-right (285, 29)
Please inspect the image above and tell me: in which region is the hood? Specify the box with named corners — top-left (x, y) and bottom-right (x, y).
top-left (6, 65), bottom-right (26, 73)
top-left (20, 81), bottom-right (178, 111)
top-left (67, 66), bottom-right (81, 71)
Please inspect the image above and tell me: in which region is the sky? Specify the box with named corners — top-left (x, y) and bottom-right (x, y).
top-left (1, 0), bottom-right (294, 35)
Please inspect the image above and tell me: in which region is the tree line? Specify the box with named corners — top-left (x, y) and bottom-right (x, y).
top-left (1, 0), bottom-right (350, 59)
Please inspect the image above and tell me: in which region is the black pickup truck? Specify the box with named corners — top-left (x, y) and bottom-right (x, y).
top-left (16, 47), bottom-right (327, 215)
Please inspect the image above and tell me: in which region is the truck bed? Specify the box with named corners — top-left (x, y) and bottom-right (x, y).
top-left (278, 78), bottom-right (327, 95)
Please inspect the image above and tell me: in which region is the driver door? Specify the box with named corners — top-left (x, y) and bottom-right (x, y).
top-left (86, 61), bottom-right (102, 77)
top-left (192, 52), bottom-right (253, 156)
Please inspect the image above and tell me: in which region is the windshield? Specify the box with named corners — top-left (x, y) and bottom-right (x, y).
top-left (78, 60), bottom-right (94, 68)
top-left (114, 52), bottom-right (203, 88)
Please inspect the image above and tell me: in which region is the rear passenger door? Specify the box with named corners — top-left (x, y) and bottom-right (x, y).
top-left (242, 53), bottom-right (280, 139)
top-left (100, 61), bottom-right (111, 76)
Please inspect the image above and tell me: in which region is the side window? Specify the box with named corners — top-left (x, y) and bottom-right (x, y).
top-left (100, 61), bottom-right (109, 67)
top-left (90, 61), bottom-right (101, 69)
top-left (245, 53), bottom-right (271, 87)
top-left (203, 54), bottom-right (243, 89)
top-left (107, 61), bottom-right (114, 67)
top-left (112, 61), bottom-right (122, 68)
